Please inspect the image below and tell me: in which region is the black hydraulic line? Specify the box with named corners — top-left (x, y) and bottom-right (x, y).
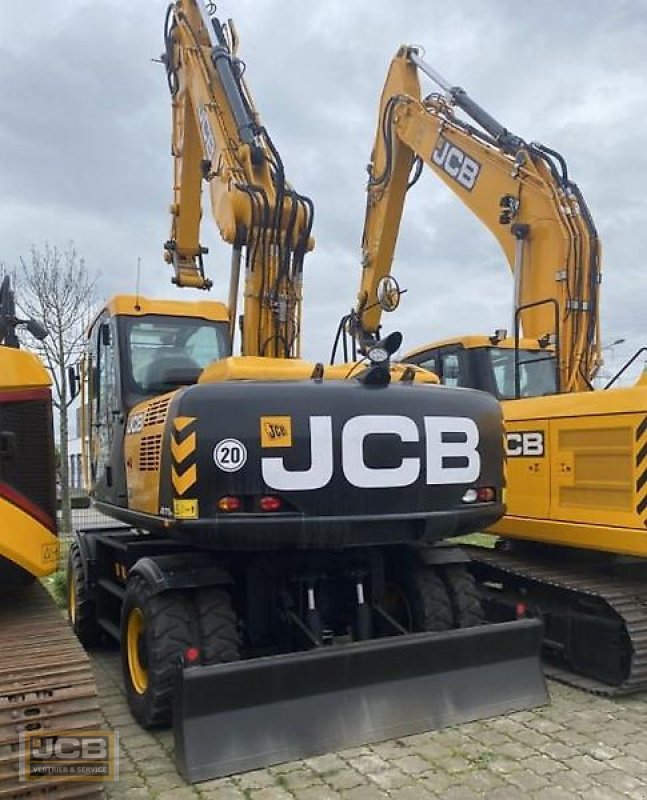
top-left (294, 194), bottom-right (314, 270)
top-left (532, 142), bottom-right (569, 184)
top-left (163, 4), bottom-right (179, 97)
top-left (369, 97), bottom-right (399, 187)
top-left (407, 157), bottom-right (423, 190)
top-left (261, 128), bottom-right (287, 247)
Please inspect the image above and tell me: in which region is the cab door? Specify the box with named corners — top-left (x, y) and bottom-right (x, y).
top-left (89, 315), bottom-right (120, 500)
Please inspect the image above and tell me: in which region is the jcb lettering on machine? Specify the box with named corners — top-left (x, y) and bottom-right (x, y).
top-left (260, 414), bottom-right (480, 491)
top-left (506, 431), bottom-right (544, 457)
top-left (432, 137), bottom-right (481, 191)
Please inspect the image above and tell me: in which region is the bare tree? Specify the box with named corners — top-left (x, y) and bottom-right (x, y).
top-left (18, 243), bottom-right (98, 533)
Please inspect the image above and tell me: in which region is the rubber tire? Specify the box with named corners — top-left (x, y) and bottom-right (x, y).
top-left (120, 575), bottom-right (194, 729)
top-left (439, 565), bottom-right (485, 628)
top-left (195, 587), bottom-right (241, 665)
top-left (388, 562), bottom-right (453, 633)
top-left (67, 542), bottom-right (101, 648)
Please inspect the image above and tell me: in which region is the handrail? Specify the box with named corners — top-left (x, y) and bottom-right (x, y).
top-left (514, 298), bottom-right (560, 399)
top-left (603, 347), bottom-right (647, 389)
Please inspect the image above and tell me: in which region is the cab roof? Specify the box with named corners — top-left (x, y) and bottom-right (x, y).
top-left (92, 295), bottom-right (230, 328)
top-left (403, 335), bottom-right (552, 360)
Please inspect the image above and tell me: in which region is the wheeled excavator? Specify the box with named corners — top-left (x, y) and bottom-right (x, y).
top-left (350, 44), bottom-right (647, 694)
top-left (0, 276), bottom-right (101, 798)
top-left (64, 0), bottom-right (546, 784)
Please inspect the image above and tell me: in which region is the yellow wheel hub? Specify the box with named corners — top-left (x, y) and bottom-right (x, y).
top-left (68, 578), bottom-right (76, 626)
top-left (126, 607), bottom-right (148, 694)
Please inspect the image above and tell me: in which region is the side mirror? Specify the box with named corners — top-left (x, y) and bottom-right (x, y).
top-left (376, 275), bottom-right (403, 313)
top-left (100, 323), bottom-right (111, 346)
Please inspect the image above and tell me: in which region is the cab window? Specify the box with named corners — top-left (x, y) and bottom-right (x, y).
top-left (488, 347), bottom-right (557, 399)
top-left (440, 352), bottom-right (462, 387)
top-left (125, 315), bottom-right (229, 394)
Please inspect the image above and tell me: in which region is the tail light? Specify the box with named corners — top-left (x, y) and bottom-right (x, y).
top-left (218, 496), bottom-right (242, 512)
top-left (462, 487), bottom-right (496, 504)
top-left (259, 495), bottom-right (282, 512)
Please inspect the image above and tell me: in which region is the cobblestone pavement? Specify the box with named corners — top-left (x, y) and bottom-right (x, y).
top-left (90, 650), bottom-right (647, 800)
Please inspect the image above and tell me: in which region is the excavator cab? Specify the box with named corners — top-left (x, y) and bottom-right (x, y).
top-left (404, 335), bottom-right (558, 400)
top-left (80, 295), bottom-right (230, 506)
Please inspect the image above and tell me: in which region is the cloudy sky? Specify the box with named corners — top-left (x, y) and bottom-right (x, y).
top-left (1, 0), bottom-right (646, 377)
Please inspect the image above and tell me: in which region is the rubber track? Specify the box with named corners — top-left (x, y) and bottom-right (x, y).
top-left (464, 546), bottom-right (647, 696)
top-left (0, 581), bottom-right (103, 798)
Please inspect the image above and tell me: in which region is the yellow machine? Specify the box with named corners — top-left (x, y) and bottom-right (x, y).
top-left (0, 276), bottom-right (58, 585)
top-left (0, 276), bottom-right (100, 798)
top-left (349, 45), bottom-right (647, 692)
top-left (65, 1), bottom-right (546, 784)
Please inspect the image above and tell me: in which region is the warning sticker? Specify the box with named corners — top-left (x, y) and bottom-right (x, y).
top-left (260, 416), bottom-right (292, 448)
top-left (173, 498), bottom-right (199, 519)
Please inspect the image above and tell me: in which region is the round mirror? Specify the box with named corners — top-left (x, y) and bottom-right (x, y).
top-left (377, 275), bottom-right (402, 313)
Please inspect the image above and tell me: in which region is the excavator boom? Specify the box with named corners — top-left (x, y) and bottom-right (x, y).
top-left (355, 47), bottom-right (601, 392)
top-left (163, 0), bottom-right (313, 358)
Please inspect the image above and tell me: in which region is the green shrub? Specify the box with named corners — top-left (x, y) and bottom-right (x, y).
top-left (45, 568), bottom-right (67, 608)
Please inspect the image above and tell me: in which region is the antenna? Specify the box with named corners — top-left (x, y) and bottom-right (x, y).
top-left (135, 257), bottom-right (142, 311)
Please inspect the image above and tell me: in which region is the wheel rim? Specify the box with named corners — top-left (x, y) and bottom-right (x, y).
top-left (383, 582), bottom-right (413, 631)
top-left (127, 608), bottom-right (148, 694)
top-left (68, 577), bottom-right (76, 626)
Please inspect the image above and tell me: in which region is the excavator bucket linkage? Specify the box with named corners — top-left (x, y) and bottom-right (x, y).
top-left (174, 618), bottom-right (547, 783)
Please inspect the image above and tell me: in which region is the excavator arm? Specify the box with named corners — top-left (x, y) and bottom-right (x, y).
top-left (356, 46), bottom-right (601, 392)
top-left (162, 0), bottom-right (314, 357)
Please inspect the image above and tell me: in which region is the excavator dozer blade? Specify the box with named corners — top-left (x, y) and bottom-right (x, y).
top-left (174, 618), bottom-right (546, 783)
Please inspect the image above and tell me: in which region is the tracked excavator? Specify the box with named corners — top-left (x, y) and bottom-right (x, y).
top-left (349, 44), bottom-right (647, 694)
top-left (64, 0), bottom-right (546, 784)
top-left (0, 276), bottom-right (101, 798)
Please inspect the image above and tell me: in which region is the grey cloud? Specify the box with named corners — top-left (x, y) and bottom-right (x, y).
top-left (1, 0), bottom-right (645, 368)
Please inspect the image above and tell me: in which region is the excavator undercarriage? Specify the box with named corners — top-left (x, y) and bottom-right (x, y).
top-left (0, 582), bottom-right (102, 799)
top-left (467, 544), bottom-right (647, 694)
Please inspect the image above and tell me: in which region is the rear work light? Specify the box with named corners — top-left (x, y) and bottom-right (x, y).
top-left (218, 496), bottom-right (242, 513)
top-left (259, 495), bottom-right (282, 512)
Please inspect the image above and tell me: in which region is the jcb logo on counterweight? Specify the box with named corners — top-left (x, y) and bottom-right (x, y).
top-left (506, 431), bottom-right (544, 457)
top-left (432, 137), bottom-right (481, 191)
top-left (260, 416), bottom-right (292, 448)
top-left (261, 415), bottom-right (480, 491)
